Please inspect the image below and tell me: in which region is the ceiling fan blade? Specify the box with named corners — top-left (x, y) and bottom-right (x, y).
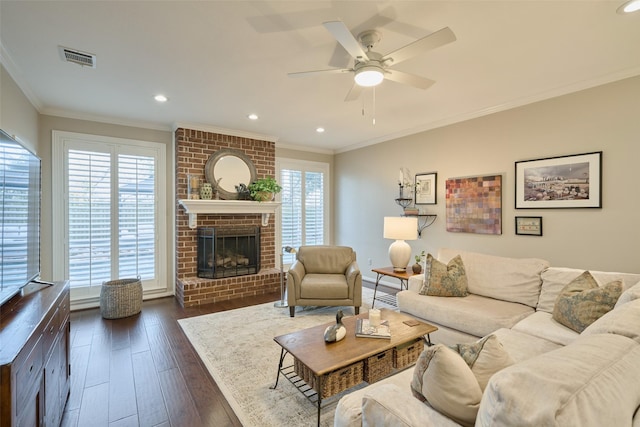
top-left (385, 70), bottom-right (436, 90)
top-left (344, 83), bottom-right (363, 102)
top-left (384, 27), bottom-right (456, 65)
top-left (288, 68), bottom-right (352, 78)
top-left (323, 21), bottom-right (370, 62)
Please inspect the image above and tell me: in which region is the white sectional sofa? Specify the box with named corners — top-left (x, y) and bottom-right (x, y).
top-left (334, 248), bottom-right (640, 427)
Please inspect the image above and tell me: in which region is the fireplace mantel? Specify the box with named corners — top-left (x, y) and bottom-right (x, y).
top-left (178, 199), bottom-right (281, 228)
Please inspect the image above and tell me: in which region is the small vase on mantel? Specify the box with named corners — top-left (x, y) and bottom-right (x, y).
top-left (200, 183), bottom-right (213, 200)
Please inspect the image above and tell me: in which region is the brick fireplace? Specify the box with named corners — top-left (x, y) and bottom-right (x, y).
top-left (175, 128), bottom-right (280, 307)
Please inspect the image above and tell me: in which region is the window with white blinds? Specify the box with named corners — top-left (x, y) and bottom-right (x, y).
top-left (277, 159), bottom-right (330, 265)
top-left (52, 131), bottom-right (167, 303)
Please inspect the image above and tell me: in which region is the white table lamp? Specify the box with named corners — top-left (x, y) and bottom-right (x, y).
top-left (383, 216), bottom-right (418, 272)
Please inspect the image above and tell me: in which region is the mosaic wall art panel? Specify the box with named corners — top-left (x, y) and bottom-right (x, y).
top-left (445, 174), bottom-right (502, 235)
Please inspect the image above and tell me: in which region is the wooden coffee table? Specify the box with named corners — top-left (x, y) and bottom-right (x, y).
top-left (271, 309), bottom-right (437, 426)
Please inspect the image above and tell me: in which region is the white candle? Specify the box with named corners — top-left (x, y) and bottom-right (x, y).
top-left (369, 308), bottom-right (381, 327)
top-left (398, 169), bottom-right (404, 185)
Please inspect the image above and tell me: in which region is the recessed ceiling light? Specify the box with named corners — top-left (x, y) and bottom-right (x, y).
top-left (154, 94), bottom-right (168, 102)
top-left (247, 113), bottom-right (259, 120)
top-left (617, 0), bottom-right (640, 13)
top-left (316, 127), bottom-right (325, 133)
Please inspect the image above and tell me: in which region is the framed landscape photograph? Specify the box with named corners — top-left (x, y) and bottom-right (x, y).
top-left (415, 172), bottom-right (437, 205)
top-left (515, 151), bottom-right (602, 209)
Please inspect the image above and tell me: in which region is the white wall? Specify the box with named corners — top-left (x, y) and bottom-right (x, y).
top-left (0, 64), bottom-right (38, 152)
top-left (335, 75), bottom-right (640, 277)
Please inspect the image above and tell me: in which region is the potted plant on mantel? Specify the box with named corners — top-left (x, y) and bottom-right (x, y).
top-left (248, 176), bottom-right (282, 202)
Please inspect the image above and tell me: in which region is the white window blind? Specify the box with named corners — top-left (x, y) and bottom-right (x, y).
top-left (52, 131), bottom-right (167, 304)
top-left (278, 159), bottom-right (329, 265)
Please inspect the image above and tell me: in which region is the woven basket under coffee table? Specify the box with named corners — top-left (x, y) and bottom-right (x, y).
top-left (100, 278), bottom-right (142, 319)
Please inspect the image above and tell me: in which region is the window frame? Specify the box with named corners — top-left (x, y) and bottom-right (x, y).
top-left (52, 130), bottom-right (169, 306)
top-left (276, 158), bottom-right (330, 266)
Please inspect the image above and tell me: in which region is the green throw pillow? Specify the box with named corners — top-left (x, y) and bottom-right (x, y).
top-left (419, 254), bottom-right (469, 297)
top-left (552, 271), bottom-right (623, 333)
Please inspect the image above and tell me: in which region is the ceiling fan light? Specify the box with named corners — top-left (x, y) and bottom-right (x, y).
top-left (617, 0), bottom-right (640, 13)
top-left (354, 67), bottom-right (384, 87)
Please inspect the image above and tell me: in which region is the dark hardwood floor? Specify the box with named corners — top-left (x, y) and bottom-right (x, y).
top-left (60, 281), bottom-right (393, 427)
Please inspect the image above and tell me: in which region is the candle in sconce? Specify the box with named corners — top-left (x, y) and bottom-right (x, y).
top-left (398, 169), bottom-right (404, 185)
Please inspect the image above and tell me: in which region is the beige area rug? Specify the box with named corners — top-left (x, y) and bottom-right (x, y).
top-left (178, 287), bottom-right (396, 427)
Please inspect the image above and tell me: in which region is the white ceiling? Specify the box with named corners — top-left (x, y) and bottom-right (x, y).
top-left (1, 1), bottom-right (639, 153)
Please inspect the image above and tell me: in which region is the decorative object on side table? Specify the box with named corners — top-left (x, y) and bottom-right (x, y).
top-left (412, 250), bottom-right (425, 274)
top-left (274, 245), bottom-right (297, 308)
top-left (383, 216), bottom-right (418, 272)
top-left (248, 176), bottom-right (282, 202)
top-left (324, 310), bottom-right (347, 342)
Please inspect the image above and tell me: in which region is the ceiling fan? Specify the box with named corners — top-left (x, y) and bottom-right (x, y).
top-left (288, 21), bottom-right (456, 101)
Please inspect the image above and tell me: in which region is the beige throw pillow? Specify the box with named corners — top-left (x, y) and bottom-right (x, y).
top-left (552, 271), bottom-right (623, 333)
top-left (410, 344), bottom-right (481, 426)
top-left (411, 335), bottom-right (513, 426)
top-left (419, 253), bottom-right (469, 297)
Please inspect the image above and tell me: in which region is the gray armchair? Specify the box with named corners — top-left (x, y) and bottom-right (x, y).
top-left (287, 245), bottom-right (362, 317)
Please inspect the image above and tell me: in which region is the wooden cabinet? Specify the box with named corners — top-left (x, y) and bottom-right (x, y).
top-left (1, 281), bottom-right (70, 427)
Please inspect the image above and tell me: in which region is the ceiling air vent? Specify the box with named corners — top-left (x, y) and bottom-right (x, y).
top-left (58, 46), bottom-right (96, 68)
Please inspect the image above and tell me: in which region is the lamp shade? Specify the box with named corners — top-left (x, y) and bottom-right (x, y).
top-left (383, 217), bottom-right (418, 241)
top-left (384, 217), bottom-right (417, 272)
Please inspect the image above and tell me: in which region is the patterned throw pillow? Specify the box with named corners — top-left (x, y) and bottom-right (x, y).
top-left (419, 253), bottom-right (469, 297)
top-left (552, 271), bottom-right (623, 333)
top-left (410, 334), bottom-right (513, 426)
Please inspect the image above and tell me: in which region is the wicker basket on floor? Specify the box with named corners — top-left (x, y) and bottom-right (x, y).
top-left (100, 278), bottom-right (142, 319)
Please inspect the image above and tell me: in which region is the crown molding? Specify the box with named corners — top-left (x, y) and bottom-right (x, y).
top-left (0, 43), bottom-right (43, 111)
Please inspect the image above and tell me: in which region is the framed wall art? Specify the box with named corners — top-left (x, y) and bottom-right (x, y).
top-left (415, 172), bottom-right (437, 205)
top-left (515, 151), bottom-right (602, 209)
top-left (515, 216), bottom-right (543, 236)
top-left (445, 174), bottom-right (502, 235)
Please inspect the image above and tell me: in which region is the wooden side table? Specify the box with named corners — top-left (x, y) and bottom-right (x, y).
top-left (371, 267), bottom-right (417, 308)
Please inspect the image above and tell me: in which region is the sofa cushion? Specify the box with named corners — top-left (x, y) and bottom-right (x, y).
top-left (477, 334), bottom-right (640, 427)
top-left (582, 298), bottom-right (640, 344)
top-left (411, 344), bottom-right (482, 426)
top-left (361, 383), bottom-right (462, 427)
top-left (398, 291), bottom-right (534, 338)
top-left (511, 311), bottom-right (579, 346)
top-left (490, 328), bottom-right (563, 363)
top-left (616, 280), bottom-right (640, 308)
top-left (299, 274), bottom-right (348, 299)
top-left (419, 254), bottom-right (469, 297)
top-left (552, 271), bottom-right (622, 333)
top-left (437, 248), bottom-right (549, 308)
top-left (538, 267), bottom-right (640, 313)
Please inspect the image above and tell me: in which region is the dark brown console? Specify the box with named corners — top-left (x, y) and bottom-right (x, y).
top-left (1, 281), bottom-right (70, 427)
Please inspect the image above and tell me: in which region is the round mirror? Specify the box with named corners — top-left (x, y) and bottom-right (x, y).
top-left (205, 148), bottom-right (257, 199)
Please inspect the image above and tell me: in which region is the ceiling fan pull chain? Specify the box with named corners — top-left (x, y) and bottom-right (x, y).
top-left (372, 87), bottom-right (376, 125)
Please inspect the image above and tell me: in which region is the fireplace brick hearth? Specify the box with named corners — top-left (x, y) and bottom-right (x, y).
top-left (175, 128), bottom-right (279, 307)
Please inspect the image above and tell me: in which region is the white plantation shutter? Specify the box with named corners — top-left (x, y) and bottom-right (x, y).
top-left (67, 149), bottom-right (112, 287)
top-left (278, 159), bottom-right (329, 265)
top-left (52, 131), bottom-right (167, 303)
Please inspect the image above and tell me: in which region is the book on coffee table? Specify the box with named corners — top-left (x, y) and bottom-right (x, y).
top-left (355, 318), bottom-right (391, 339)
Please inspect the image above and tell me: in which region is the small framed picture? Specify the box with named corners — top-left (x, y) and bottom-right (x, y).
top-left (415, 172), bottom-right (437, 205)
top-left (515, 216), bottom-right (543, 236)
